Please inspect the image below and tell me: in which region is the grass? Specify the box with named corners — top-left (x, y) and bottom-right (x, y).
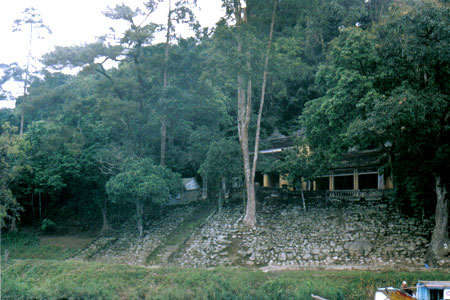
top-left (2, 259), bottom-right (449, 300)
top-left (1, 231), bottom-right (95, 260)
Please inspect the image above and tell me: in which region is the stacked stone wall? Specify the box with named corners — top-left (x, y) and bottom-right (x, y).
top-left (173, 201), bottom-right (435, 268)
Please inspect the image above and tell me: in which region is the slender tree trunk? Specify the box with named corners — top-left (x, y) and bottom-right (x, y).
top-left (31, 191), bottom-right (35, 218)
top-left (239, 0), bottom-right (277, 228)
top-left (100, 197), bottom-right (111, 234)
top-left (20, 22), bottom-right (34, 136)
top-left (427, 176), bottom-right (449, 263)
top-left (164, 0), bottom-right (171, 89)
top-left (381, 143), bottom-right (396, 189)
top-left (136, 200), bottom-right (144, 238)
top-left (251, 0), bottom-right (277, 182)
top-left (160, 0), bottom-right (172, 166)
top-left (20, 114), bottom-right (25, 136)
top-left (218, 176), bottom-right (227, 212)
top-left (222, 176), bottom-right (228, 199)
top-left (9, 216), bottom-right (18, 233)
top-left (242, 69), bottom-right (256, 227)
top-left (301, 188), bottom-right (307, 212)
top-left (202, 175), bottom-right (208, 200)
top-left (160, 118), bottom-right (167, 165)
top-left (38, 191), bottom-right (42, 220)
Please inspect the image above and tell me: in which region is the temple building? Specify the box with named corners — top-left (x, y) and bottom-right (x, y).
top-left (257, 131), bottom-right (393, 200)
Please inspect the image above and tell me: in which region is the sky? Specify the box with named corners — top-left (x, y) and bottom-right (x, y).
top-left (0, 0), bottom-right (225, 109)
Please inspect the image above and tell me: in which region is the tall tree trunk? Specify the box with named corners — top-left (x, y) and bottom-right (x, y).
top-left (235, 4), bottom-right (256, 228)
top-left (38, 190), bottom-right (42, 220)
top-left (242, 64), bottom-right (255, 227)
top-left (9, 216), bottom-right (18, 233)
top-left (160, 0), bottom-right (172, 166)
top-left (238, 0), bottom-right (277, 228)
top-left (202, 175), bottom-right (208, 200)
top-left (251, 0), bottom-right (277, 182)
top-left (31, 191), bottom-right (35, 218)
top-left (20, 113), bottom-right (25, 136)
top-left (218, 176), bottom-right (227, 212)
top-left (160, 118), bottom-right (167, 166)
top-left (387, 150), bottom-right (395, 188)
top-left (20, 68), bottom-right (29, 136)
top-left (427, 176), bottom-right (449, 263)
top-left (100, 196), bottom-right (111, 234)
top-left (136, 200), bottom-right (144, 238)
top-left (20, 22), bottom-right (34, 136)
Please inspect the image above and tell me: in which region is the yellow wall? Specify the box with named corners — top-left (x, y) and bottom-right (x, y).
top-left (301, 178), bottom-right (307, 191)
top-left (385, 175), bottom-right (394, 189)
top-left (279, 175), bottom-right (289, 189)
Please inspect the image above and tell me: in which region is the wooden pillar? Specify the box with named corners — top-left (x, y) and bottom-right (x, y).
top-left (202, 176), bottom-right (208, 199)
top-left (313, 180), bottom-right (317, 191)
top-left (354, 169), bottom-right (358, 191)
top-left (263, 174), bottom-right (270, 187)
top-left (378, 173), bottom-right (384, 190)
top-left (329, 173), bottom-right (334, 191)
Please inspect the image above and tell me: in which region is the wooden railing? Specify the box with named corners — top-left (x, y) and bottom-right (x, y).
top-left (326, 189), bottom-right (384, 201)
top-left (192, 187), bottom-right (389, 204)
top-left (256, 188), bottom-right (386, 202)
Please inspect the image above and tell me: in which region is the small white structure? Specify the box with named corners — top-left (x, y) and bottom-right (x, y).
top-left (182, 178), bottom-right (200, 191)
top-left (167, 178), bottom-right (201, 205)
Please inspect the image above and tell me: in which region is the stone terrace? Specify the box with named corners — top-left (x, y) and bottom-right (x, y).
top-left (173, 201), bottom-right (435, 268)
top-left (75, 200), bottom-right (443, 268)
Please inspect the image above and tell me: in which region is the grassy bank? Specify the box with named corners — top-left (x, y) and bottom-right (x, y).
top-left (2, 259), bottom-right (449, 300)
top-left (1, 231), bottom-right (94, 260)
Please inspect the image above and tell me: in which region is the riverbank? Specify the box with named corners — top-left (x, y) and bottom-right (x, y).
top-left (2, 259), bottom-right (449, 300)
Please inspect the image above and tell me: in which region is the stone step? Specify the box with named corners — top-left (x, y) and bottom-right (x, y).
top-left (146, 204), bottom-right (216, 265)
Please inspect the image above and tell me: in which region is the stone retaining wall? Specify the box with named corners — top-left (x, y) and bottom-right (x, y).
top-left (173, 201), bottom-right (436, 268)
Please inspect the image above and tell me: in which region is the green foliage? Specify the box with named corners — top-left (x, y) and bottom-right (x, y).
top-left (199, 138), bottom-right (242, 190)
top-left (301, 1), bottom-right (450, 214)
top-left (0, 123), bottom-right (22, 228)
top-left (106, 158), bottom-right (181, 207)
top-left (1, 0), bottom-right (448, 234)
top-left (106, 158), bottom-right (181, 236)
top-left (40, 218), bottom-right (56, 232)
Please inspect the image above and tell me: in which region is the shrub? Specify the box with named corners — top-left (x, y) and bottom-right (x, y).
top-left (41, 219), bottom-right (56, 233)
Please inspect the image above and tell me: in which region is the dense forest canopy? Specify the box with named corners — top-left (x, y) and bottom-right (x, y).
top-left (1, 0), bottom-right (448, 263)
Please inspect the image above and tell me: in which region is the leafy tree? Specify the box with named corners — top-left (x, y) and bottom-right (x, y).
top-left (301, 0), bottom-right (450, 263)
top-left (11, 7), bottom-right (51, 135)
top-left (157, 0), bottom-right (199, 165)
top-left (0, 109), bottom-right (18, 130)
top-left (17, 121), bottom-right (80, 220)
top-left (106, 158), bottom-right (181, 237)
top-left (0, 123), bottom-right (23, 231)
top-left (199, 138), bottom-right (242, 211)
top-left (374, 1), bottom-right (450, 263)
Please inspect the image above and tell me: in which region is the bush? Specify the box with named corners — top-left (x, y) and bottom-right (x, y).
top-left (41, 219), bottom-right (56, 233)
